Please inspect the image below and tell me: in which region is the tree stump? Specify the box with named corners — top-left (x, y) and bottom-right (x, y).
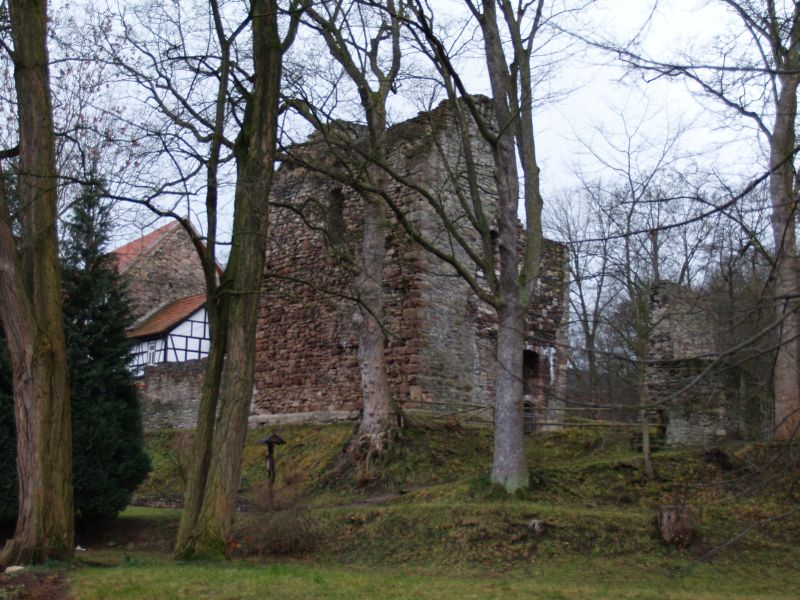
top-left (527, 519), bottom-right (546, 535)
top-left (658, 505), bottom-right (693, 548)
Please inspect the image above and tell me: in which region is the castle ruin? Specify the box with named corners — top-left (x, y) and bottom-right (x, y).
top-left (251, 99), bottom-right (570, 428)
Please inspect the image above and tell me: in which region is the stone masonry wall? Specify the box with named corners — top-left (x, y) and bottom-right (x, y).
top-left (253, 168), bottom-right (418, 425)
top-left (646, 281), bottom-right (732, 445)
top-left (123, 225), bottom-right (207, 322)
top-left (252, 99), bottom-right (569, 426)
top-left (137, 359), bottom-right (205, 429)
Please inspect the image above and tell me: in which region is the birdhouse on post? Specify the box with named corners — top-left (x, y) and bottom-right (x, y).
top-left (257, 432), bottom-right (285, 484)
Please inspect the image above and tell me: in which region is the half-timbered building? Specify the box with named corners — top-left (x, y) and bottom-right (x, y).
top-left (128, 294), bottom-right (209, 376)
top-left (111, 220), bottom-right (211, 428)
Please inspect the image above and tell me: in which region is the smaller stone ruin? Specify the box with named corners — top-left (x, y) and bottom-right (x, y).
top-left (646, 281), bottom-right (732, 445)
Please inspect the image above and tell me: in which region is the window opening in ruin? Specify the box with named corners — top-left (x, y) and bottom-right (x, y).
top-left (326, 187), bottom-right (346, 247)
top-left (523, 349), bottom-right (539, 396)
top-left (523, 400), bottom-right (535, 434)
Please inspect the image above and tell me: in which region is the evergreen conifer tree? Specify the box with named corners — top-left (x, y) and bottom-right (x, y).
top-left (0, 177), bottom-right (152, 524)
top-left (0, 331), bottom-right (16, 523)
top-left (60, 177), bottom-right (151, 521)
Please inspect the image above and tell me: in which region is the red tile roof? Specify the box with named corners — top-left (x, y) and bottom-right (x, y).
top-left (112, 221), bottom-right (181, 273)
top-left (111, 219), bottom-right (224, 278)
top-left (127, 294), bottom-right (206, 339)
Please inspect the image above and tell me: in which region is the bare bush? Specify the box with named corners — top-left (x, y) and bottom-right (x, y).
top-left (237, 506), bottom-right (321, 557)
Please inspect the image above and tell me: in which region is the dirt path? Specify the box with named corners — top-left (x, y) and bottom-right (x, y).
top-left (0, 571), bottom-right (69, 600)
top-left (323, 484), bottom-right (439, 510)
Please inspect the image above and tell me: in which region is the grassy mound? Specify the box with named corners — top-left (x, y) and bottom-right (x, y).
top-left (130, 419), bottom-right (800, 571)
top-left (57, 421), bottom-right (800, 598)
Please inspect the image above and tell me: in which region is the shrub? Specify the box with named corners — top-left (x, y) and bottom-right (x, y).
top-left (0, 341), bottom-right (16, 523)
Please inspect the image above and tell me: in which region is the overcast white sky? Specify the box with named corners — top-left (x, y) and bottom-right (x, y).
top-left (535, 0), bottom-right (757, 195)
top-left (112, 0), bottom-right (767, 253)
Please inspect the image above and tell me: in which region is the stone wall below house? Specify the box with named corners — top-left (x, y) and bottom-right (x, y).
top-left (137, 359), bottom-right (205, 429)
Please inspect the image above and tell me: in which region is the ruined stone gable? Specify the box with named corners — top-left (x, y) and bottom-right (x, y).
top-left (252, 99), bottom-right (569, 427)
top-left (114, 221), bottom-right (206, 323)
top-left (112, 221), bottom-right (209, 430)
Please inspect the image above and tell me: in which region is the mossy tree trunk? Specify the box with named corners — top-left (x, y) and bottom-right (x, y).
top-left (174, 0), bottom-right (233, 553)
top-left (174, 298), bottom-right (227, 552)
top-left (0, 0), bottom-right (73, 565)
top-left (174, 0), bottom-right (285, 558)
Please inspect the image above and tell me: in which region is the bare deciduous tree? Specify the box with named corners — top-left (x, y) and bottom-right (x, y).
top-left (396, 0), bottom-right (572, 491)
top-left (295, 0), bottom-right (404, 469)
top-left (610, 0), bottom-right (800, 440)
top-left (98, 0), bottom-right (299, 557)
top-left (174, 0), bottom-right (299, 558)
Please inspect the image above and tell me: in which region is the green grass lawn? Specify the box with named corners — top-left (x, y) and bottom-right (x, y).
top-left (67, 549), bottom-right (799, 599)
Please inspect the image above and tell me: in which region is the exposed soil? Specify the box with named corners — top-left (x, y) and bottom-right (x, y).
top-left (76, 517), bottom-right (178, 554)
top-left (0, 572), bottom-right (68, 600)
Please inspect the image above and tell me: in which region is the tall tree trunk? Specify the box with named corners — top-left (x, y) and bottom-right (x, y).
top-left (191, 289), bottom-right (263, 554)
top-left (304, 3), bottom-right (402, 468)
top-left (489, 161), bottom-right (531, 491)
top-left (635, 293), bottom-right (655, 479)
top-left (175, 0), bottom-right (233, 553)
top-left (174, 0), bottom-right (280, 557)
top-left (491, 302), bottom-right (528, 491)
top-left (350, 194), bottom-right (395, 465)
top-left (638, 362), bottom-right (655, 480)
top-left (486, 117), bottom-right (532, 491)
top-left (174, 302), bottom-right (227, 552)
top-left (0, 0), bottom-right (73, 564)
top-left (770, 74), bottom-right (800, 441)
top-left (479, 0), bottom-right (544, 492)
top-left (586, 333), bottom-right (599, 414)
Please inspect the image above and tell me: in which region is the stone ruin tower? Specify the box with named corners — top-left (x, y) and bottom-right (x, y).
top-left (251, 98), bottom-right (570, 429)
